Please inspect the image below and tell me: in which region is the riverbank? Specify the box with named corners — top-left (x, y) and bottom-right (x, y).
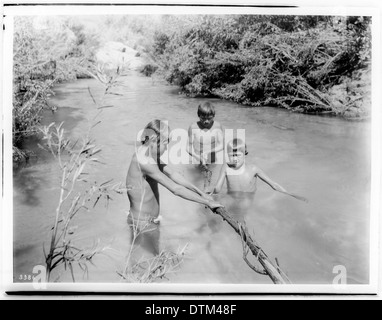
top-left (149, 15), bottom-right (371, 119)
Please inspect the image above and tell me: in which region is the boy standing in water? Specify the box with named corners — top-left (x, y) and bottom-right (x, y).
top-left (186, 102), bottom-right (224, 192)
top-left (126, 119), bottom-right (222, 261)
top-left (214, 138), bottom-right (287, 194)
top-left (214, 138), bottom-right (306, 220)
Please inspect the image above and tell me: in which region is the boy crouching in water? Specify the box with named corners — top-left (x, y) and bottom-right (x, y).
top-left (126, 119), bottom-right (223, 262)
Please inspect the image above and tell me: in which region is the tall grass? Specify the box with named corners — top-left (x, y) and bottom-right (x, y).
top-left (118, 212), bottom-right (188, 283)
top-left (39, 65), bottom-right (126, 282)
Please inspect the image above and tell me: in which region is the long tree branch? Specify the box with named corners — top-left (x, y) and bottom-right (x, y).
top-left (212, 207), bottom-right (290, 284)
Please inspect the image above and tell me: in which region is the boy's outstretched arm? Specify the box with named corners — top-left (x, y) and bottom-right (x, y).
top-left (255, 166), bottom-right (287, 193)
top-left (163, 165), bottom-right (212, 200)
top-left (255, 166), bottom-right (308, 202)
top-left (142, 162), bottom-right (223, 209)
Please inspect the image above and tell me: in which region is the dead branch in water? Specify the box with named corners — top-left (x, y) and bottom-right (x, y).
top-left (212, 207), bottom-right (291, 284)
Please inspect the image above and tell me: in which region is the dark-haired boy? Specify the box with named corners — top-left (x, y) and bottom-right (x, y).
top-left (186, 102), bottom-right (224, 191)
top-left (214, 138), bottom-right (287, 195)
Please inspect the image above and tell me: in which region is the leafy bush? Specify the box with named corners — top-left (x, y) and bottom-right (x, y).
top-left (139, 64), bottom-right (159, 77)
top-left (152, 15), bottom-right (371, 117)
top-left (13, 17), bottom-right (100, 162)
top-left (153, 31), bottom-right (170, 55)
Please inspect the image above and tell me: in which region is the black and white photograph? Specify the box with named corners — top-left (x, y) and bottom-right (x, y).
top-left (1, 1), bottom-right (381, 297)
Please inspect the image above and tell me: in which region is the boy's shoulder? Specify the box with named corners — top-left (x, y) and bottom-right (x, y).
top-left (211, 121), bottom-right (223, 132)
top-left (212, 120), bottom-right (223, 128)
top-left (188, 122), bottom-right (199, 130)
top-left (137, 148), bottom-right (157, 166)
top-left (247, 164), bottom-right (260, 174)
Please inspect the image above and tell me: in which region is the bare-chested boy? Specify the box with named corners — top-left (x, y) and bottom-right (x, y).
top-left (126, 119), bottom-right (223, 260)
top-left (214, 138), bottom-right (287, 195)
top-left (186, 102), bottom-right (224, 192)
top-left (214, 139), bottom-right (306, 221)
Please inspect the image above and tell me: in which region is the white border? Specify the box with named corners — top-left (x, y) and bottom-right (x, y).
top-left (1, 0), bottom-right (382, 7)
top-left (2, 14), bottom-right (14, 299)
top-left (1, 283), bottom-right (380, 295)
top-left (370, 5), bottom-right (382, 297)
top-left (0, 5), bottom-right (5, 301)
top-left (1, 2), bottom-right (381, 296)
top-left (0, 3), bottom-right (379, 17)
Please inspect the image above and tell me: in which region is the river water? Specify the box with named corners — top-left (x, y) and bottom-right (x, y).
top-left (13, 71), bottom-right (371, 285)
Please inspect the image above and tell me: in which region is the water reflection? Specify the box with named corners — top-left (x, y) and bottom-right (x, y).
top-left (13, 169), bottom-right (46, 207)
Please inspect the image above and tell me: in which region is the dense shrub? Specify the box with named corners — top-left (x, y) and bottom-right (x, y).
top-left (13, 17), bottom-right (100, 161)
top-left (152, 15), bottom-right (371, 117)
top-left (139, 64), bottom-right (159, 77)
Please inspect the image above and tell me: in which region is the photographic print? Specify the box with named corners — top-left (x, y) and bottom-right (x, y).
top-left (1, 2), bottom-right (380, 295)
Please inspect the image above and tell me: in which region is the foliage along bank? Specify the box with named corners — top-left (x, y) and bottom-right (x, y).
top-left (13, 17), bottom-right (99, 163)
top-left (151, 15), bottom-right (371, 119)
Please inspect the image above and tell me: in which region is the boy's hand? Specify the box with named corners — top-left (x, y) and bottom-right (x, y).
top-left (202, 192), bottom-right (214, 201)
top-left (207, 201), bottom-right (224, 210)
top-left (201, 152), bottom-right (208, 165)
